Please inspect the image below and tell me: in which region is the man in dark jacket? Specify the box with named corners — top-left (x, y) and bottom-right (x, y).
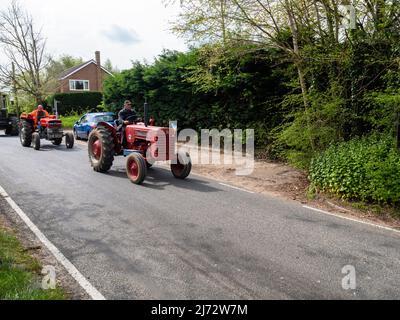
top-left (118, 100), bottom-right (137, 147)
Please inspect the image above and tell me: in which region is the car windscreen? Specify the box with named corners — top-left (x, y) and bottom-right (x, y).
top-left (93, 115), bottom-right (115, 123)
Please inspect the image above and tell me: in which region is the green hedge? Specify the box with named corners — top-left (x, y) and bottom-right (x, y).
top-left (46, 92), bottom-right (103, 115)
top-left (310, 134), bottom-right (400, 204)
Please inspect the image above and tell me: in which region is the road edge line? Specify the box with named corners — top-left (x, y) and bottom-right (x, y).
top-left (0, 185), bottom-right (106, 300)
top-left (303, 205), bottom-right (400, 235)
top-left (219, 183), bottom-right (255, 194)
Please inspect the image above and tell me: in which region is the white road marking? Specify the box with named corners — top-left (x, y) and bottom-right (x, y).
top-left (0, 185), bottom-right (106, 300)
top-left (303, 205), bottom-right (400, 235)
top-left (219, 183), bottom-right (255, 194)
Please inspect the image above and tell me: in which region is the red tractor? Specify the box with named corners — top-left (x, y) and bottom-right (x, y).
top-left (87, 107), bottom-right (192, 185)
top-left (19, 113), bottom-right (74, 150)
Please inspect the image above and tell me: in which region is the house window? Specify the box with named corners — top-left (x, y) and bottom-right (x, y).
top-left (69, 80), bottom-right (89, 91)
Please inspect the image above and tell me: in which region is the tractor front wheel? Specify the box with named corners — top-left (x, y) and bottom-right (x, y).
top-left (171, 152), bottom-right (192, 180)
top-left (32, 133), bottom-right (40, 150)
top-left (88, 127), bottom-right (115, 173)
top-left (19, 121), bottom-right (32, 147)
top-left (65, 132), bottom-right (74, 149)
top-left (126, 153), bottom-right (147, 185)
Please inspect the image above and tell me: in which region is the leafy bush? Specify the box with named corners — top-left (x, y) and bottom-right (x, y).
top-left (103, 48), bottom-right (291, 148)
top-left (59, 112), bottom-right (83, 129)
top-left (310, 134), bottom-right (400, 204)
top-left (46, 92), bottom-right (103, 115)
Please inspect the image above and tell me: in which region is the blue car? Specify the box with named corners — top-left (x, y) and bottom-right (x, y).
top-left (73, 112), bottom-right (116, 140)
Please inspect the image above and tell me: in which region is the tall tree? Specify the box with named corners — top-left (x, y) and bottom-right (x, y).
top-left (0, 0), bottom-right (49, 103)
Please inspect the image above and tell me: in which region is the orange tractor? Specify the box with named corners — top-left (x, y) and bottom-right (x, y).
top-left (19, 111), bottom-right (74, 150)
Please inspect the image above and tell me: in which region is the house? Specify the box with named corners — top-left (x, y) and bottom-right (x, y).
top-left (58, 51), bottom-right (113, 93)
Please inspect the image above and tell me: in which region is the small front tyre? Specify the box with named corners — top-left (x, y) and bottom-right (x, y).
top-left (65, 132), bottom-right (74, 149)
top-left (32, 133), bottom-right (40, 150)
top-left (171, 152), bottom-right (192, 180)
top-left (126, 153), bottom-right (147, 185)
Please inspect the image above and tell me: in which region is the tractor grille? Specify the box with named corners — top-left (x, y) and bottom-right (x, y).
top-left (47, 128), bottom-right (63, 140)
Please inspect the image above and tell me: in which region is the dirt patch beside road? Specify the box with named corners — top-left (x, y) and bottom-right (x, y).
top-left (192, 160), bottom-right (309, 201)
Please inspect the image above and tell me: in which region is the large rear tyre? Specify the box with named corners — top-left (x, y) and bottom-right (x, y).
top-left (126, 153), bottom-right (147, 185)
top-left (9, 117), bottom-right (19, 136)
top-left (32, 133), bottom-right (40, 150)
top-left (65, 132), bottom-right (74, 149)
top-left (171, 152), bottom-right (192, 180)
top-left (19, 121), bottom-right (32, 147)
top-left (88, 127), bottom-right (115, 173)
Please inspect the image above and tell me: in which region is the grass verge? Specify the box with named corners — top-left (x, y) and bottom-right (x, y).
top-left (0, 225), bottom-right (66, 300)
top-left (59, 115), bottom-right (81, 129)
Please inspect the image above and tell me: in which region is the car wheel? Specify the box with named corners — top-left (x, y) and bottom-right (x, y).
top-left (74, 129), bottom-right (80, 140)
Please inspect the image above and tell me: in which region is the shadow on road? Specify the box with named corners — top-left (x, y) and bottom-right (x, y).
top-left (107, 167), bottom-right (221, 193)
top-left (0, 134), bottom-right (18, 138)
top-left (34, 144), bottom-right (82, 153)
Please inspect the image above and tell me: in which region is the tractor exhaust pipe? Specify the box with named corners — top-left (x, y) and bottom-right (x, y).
top-left (144, 98), bottom-right (149, 127)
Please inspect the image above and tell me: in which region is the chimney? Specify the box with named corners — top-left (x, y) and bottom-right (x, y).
top-left (95, 51), bottom-right (102, 92)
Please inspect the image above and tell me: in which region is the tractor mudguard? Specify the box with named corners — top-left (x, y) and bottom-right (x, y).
top-left (96, 121), bottom-right (122, 154)
top-left (97, 121), bottom-right (117, 135)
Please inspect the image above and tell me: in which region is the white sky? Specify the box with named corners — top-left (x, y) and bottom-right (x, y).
top-left (0, 0), bottom-right (187, 70)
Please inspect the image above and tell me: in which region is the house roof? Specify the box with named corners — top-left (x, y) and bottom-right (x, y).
top-left (58, 60), bottom-right (113, 80)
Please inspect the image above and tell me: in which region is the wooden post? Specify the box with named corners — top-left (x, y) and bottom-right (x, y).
top-left (12, 62), bottom-right (19, 117)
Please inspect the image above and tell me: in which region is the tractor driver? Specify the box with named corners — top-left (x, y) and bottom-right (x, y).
top-left (118, 100), bottom-right (137, 147)
top-left (30, 105), bottom-right (49, 130)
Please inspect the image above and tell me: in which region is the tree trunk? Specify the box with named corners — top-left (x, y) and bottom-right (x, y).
top-left (285, 0), bottom-right (315, 150)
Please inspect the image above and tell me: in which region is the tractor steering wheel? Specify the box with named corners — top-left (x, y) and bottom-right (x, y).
top-left (125, 114), bottom-right (138, 124)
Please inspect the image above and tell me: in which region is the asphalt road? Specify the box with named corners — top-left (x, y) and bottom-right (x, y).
top-left (0, 134), bottom-right (399, 300)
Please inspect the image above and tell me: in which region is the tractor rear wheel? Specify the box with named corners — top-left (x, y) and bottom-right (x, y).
top-left (65, 132), bottom-right (74, 149)
top-left (126, 153), bottom-right (147, 185)
top-left (171, 151), bottom-right (192, 180)
top-left (9, 117), bottom-right (19, 136)
top-left (19, 121), bottom-right (32, 147)
top-left (88, 127), bottom-right (115, 173)
top-left (32, 133), bottom-right (40, 150)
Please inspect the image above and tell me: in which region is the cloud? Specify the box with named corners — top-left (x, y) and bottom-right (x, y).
top-left (102, 25), bottom-right (141, 45)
